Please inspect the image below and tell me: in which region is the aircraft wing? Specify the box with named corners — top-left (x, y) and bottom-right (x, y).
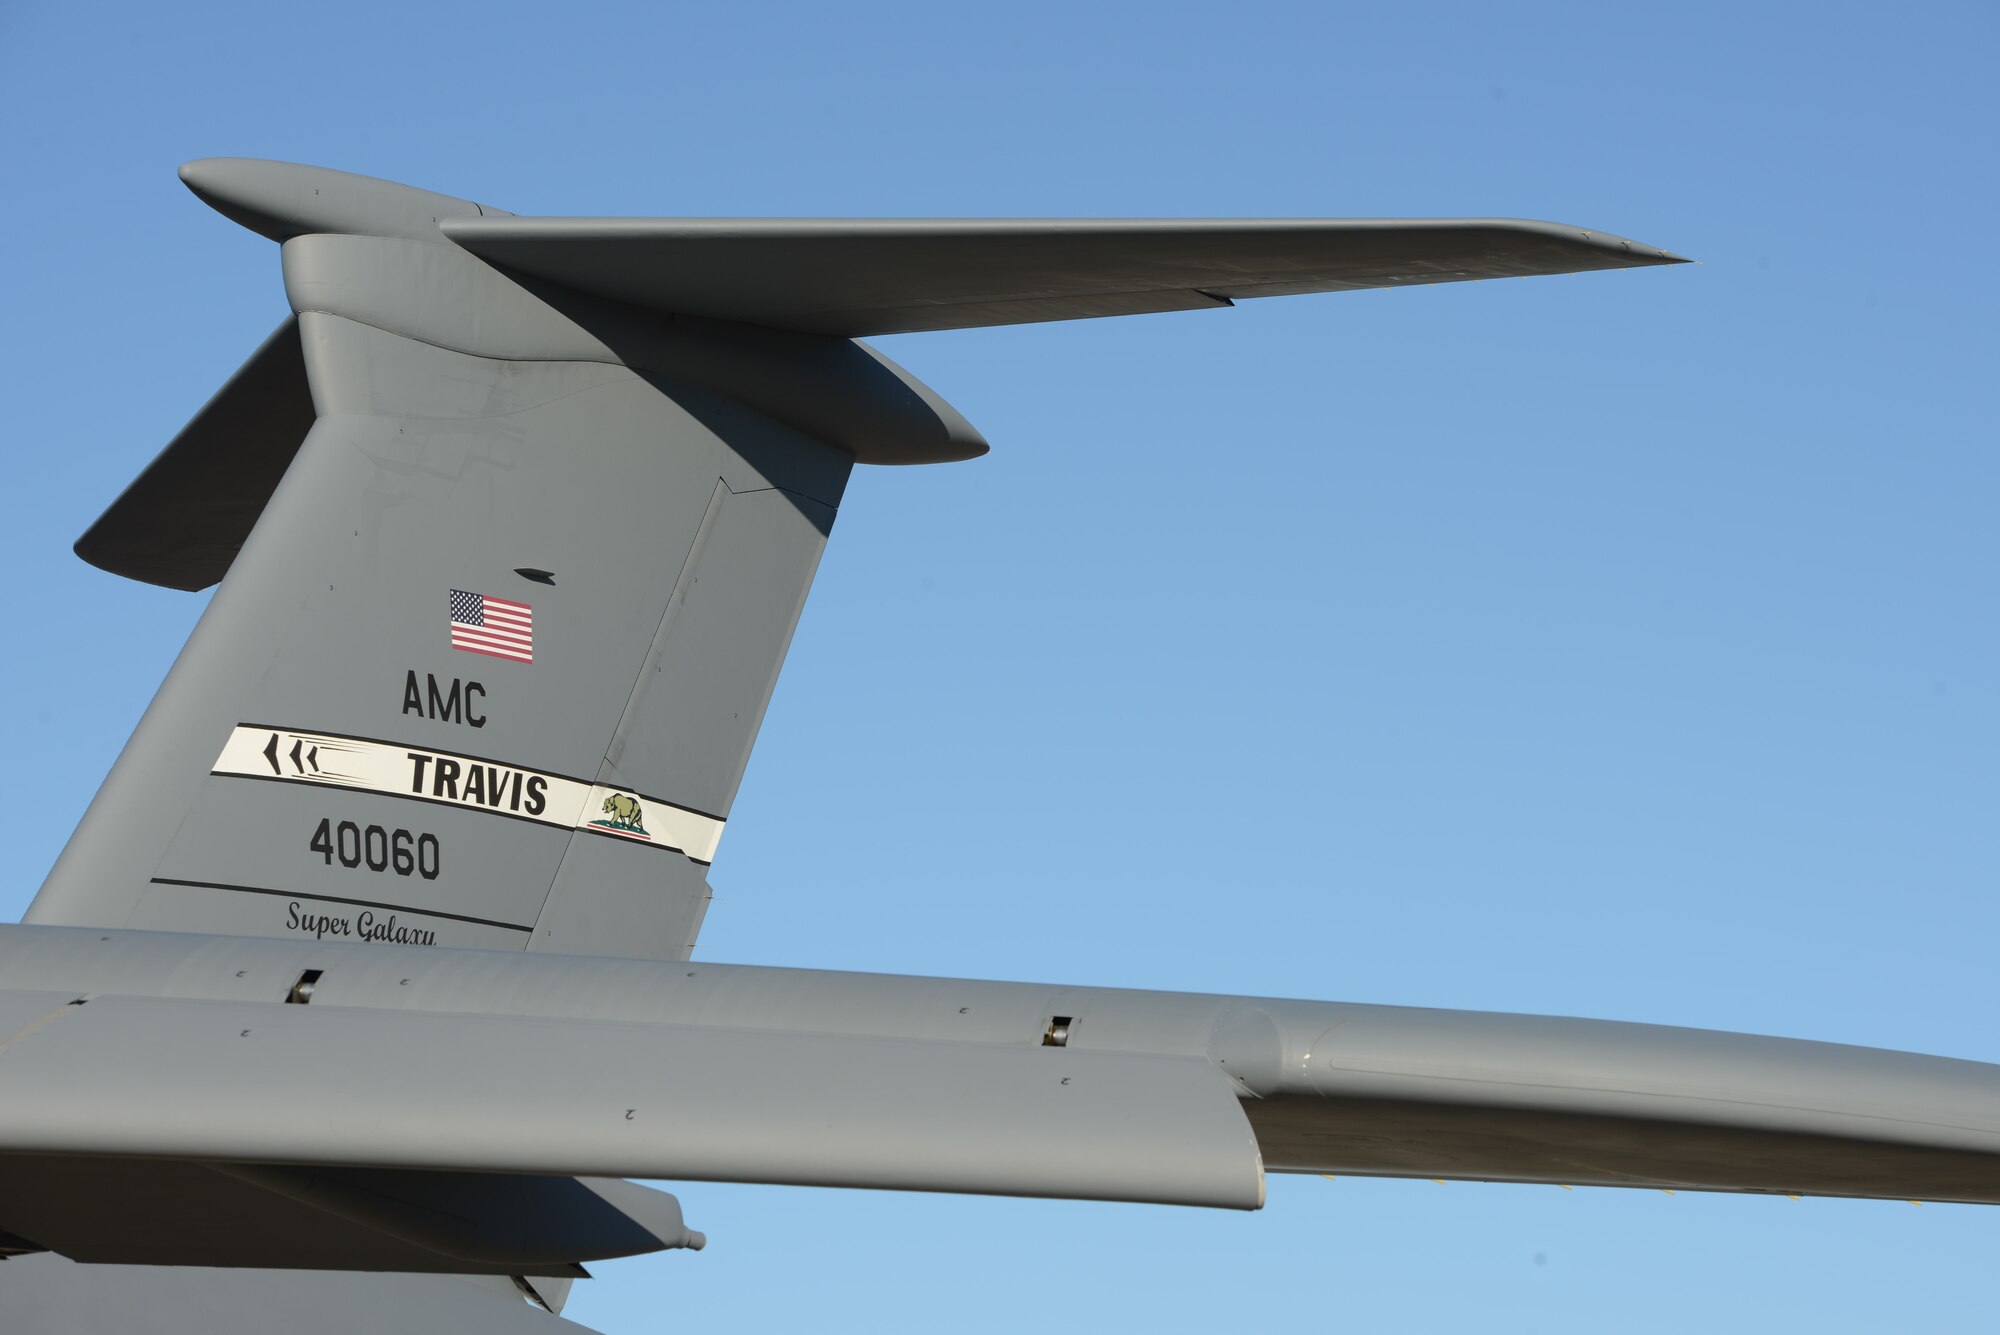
top-left (439, 215), bottom-right (1687, 335)
top-left (0, 992), bottom-right (1264, 1213)
top-left (2, 928), bottom-right (1999, 1223)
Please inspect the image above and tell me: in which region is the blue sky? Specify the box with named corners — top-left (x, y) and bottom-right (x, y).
top-left (3, 1), bottom-right (1996, 1330)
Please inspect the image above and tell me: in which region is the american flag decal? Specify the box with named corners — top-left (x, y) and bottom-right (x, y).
top-left (449, 589), bottom-right (534, 664)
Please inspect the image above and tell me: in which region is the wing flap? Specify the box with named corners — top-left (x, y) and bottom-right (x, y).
top-left (0, 996), bottom-right (1264, 1210)
top-left (441, 216), bottom-right (1688, 335)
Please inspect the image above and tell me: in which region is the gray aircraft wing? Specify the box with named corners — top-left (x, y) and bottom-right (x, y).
top-left (0, 991), bottom-right (1262, 1212)
top-left (1, 947), bottom-right (2000, 1209)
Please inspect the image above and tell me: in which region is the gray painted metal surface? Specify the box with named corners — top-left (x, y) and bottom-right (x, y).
top-left (0, 985), bottom-right (1263, 1208)
top-left (177, 157), bottom-right (512, 243)
top-left (0, 925), bottom-right (1996, 1205)
top-left (22, 156), bottom-right (1978, 1332)
top-left (0, 1256), bottom-right (591, 1335)
top-left (441, 215), bottom-right (1687, 335)
top-left (74, 318), bottom-right (315, 591)
top-left (33, 316), bottom-right (850, 961)
top-left (0, 1157), bottom-right (697, 1274)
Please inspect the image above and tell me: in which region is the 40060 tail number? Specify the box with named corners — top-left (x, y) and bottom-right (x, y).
top-left (309, 818), bottom-right (440, 880)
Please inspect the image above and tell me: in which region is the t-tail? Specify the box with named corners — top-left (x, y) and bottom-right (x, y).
top-left (29, 158), bottom-right (1684, 962)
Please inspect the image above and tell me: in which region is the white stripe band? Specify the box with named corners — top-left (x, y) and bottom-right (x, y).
top-left (211, 725), bottom-right (724, 863)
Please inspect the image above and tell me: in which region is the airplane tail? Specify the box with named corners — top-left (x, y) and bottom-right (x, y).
top-left (32, 164), bottom-right (983, 960)
top-left (29, 159), bottom-right (1682, 960)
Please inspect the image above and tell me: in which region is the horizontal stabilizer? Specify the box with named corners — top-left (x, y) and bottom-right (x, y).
top-left (0, 994), bottom-right (1264, 1210)
top-left (75, 319), bottom-right (314, 591)
top-left (441, 216), bottom-right (1688, 336)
